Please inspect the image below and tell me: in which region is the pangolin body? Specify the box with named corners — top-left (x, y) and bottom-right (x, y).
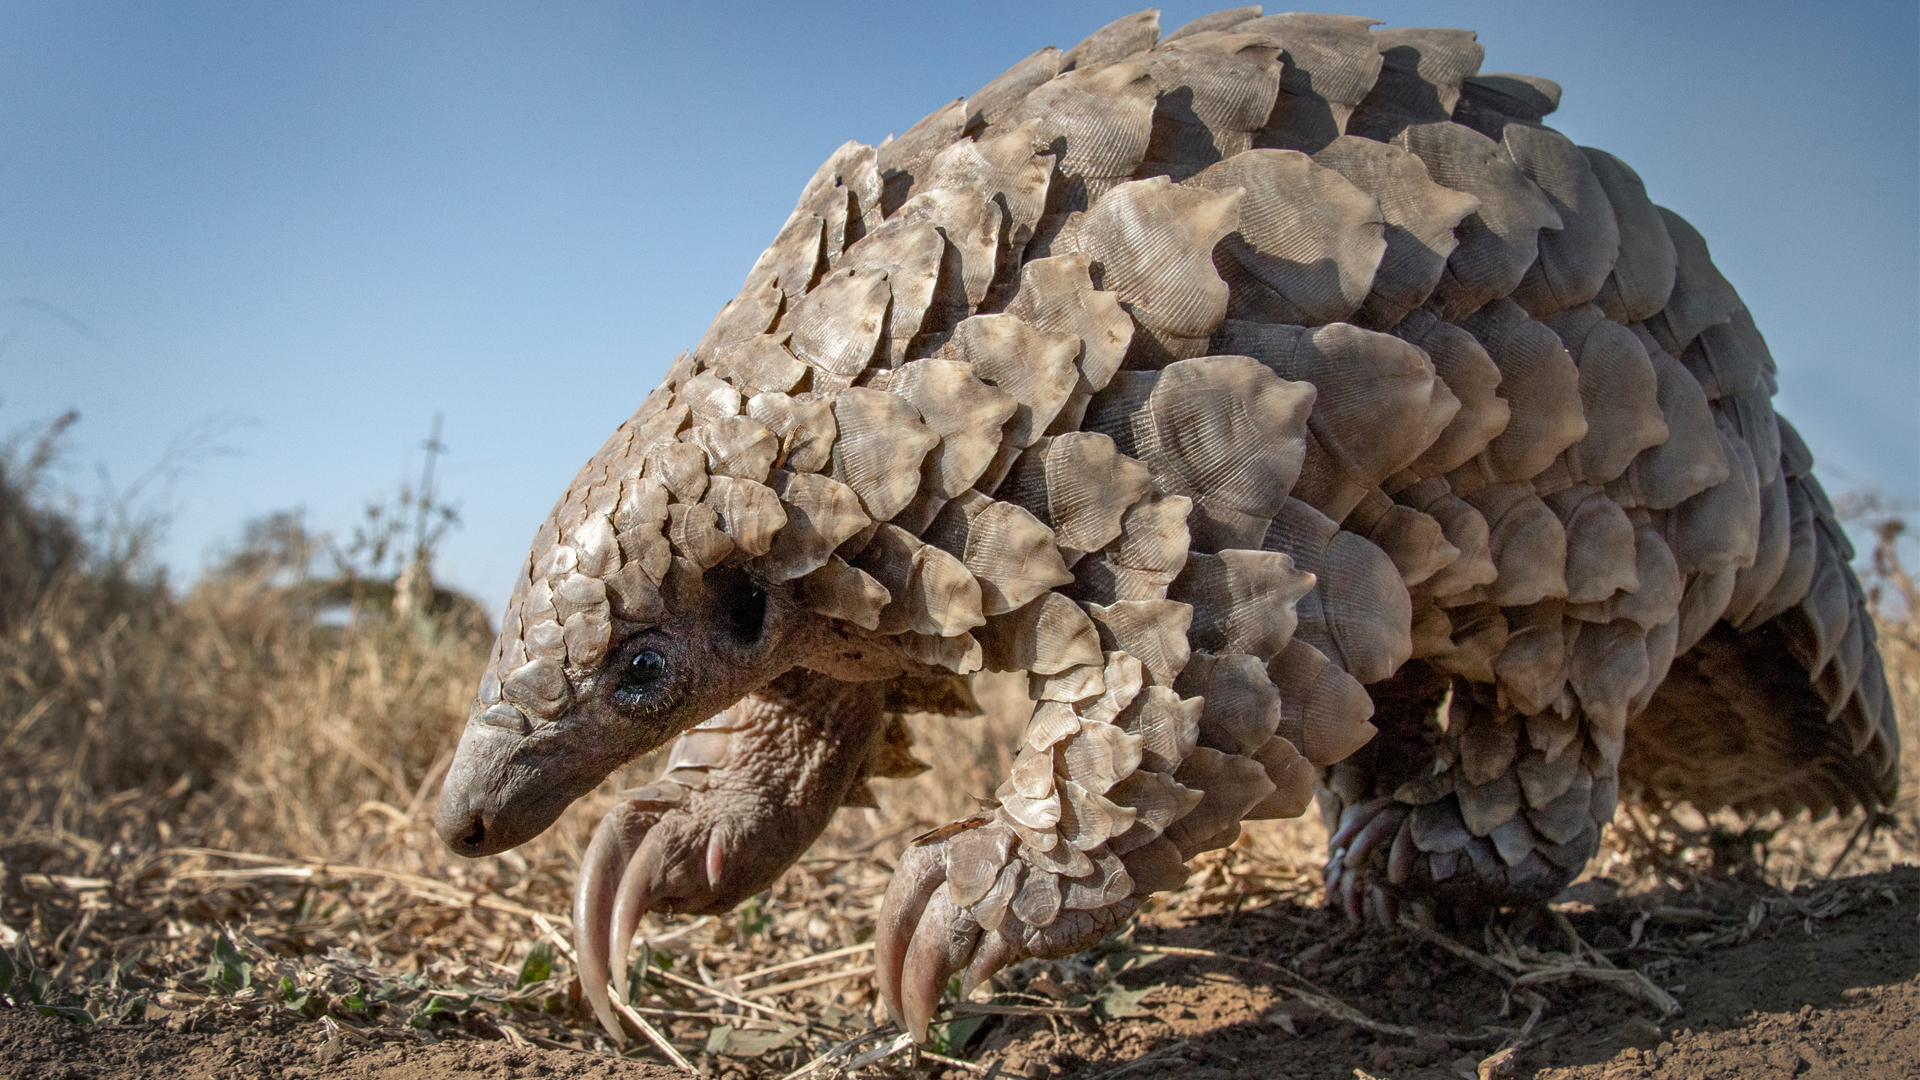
top-left (433, 8), bottom-right (1901, 1044)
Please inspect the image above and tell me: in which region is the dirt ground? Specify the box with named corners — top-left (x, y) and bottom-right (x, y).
top-left (4, 863), bottom-right (1913, 1080)
top-left (968, 865), bottom-right (1920, 1080)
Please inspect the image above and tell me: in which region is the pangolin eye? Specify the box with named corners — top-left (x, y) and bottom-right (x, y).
top-left (625, 649), bottom-right (668, 690)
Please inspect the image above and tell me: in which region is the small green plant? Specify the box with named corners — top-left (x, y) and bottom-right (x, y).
top-left (737, 896), bottom-right (773, 939)
top-left (1092, 980), bottom-right (1155, 1019)
top-left (199, 933), bottom-right (255, 995)
top-left (0, 944), bottom-right (95, 1025)
top-left (111, 950), bottom-right (150, 992)
top-left (278, 976), bottom-right (317, 1016)
top-left (930, 1009), bottom-right (987, 1056)
top-left (407, 990), bottom-right (472, 1029)
top-left (516, 942), bottom-right (554, 989)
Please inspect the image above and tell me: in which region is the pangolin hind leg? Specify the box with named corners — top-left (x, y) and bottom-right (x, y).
top-left (573, 671), bottom-right (890, 1042)
top-left (1319, 664), bottom-right (1609, 924)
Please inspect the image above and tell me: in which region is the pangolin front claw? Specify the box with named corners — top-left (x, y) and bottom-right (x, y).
top-left (572, 786), bottom-right (760, 1044)
top-left (575, 798), bottom-right (664, 1043)
top-left (874, 841), bottom-right (949, 1034)
top-left (570, 677), bottom-right (894, 1042)
top-left (875, 819), bottom-right (1142, 1043)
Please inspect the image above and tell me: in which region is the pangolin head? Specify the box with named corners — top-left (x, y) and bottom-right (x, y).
top-left (432, 367), bottom-right (906, 857)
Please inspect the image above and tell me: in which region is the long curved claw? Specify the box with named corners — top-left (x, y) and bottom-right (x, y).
top-left (576, 804), bottom-right (655, 1045)
top-left (1327, 800), bottom-right (1408, 925)
top-left (959, 931), bottom-right (1019, 1000)
top-left (608, 830), bottom-right (668, 1002)
top-left (874, 842), bottom-right (947, 1031)
top-left (900, 886), bottom-right (982, 1043)
top-left (580, 803), bottom-right (737, 1041)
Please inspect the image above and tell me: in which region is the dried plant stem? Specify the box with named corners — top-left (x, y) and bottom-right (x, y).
top-left (920, 1049), bottom-right (1008, 1074)
top-left (744, 964), bottom-right (874, 999)
top-left (654, 966), bottom-right (807, 1023)
top-left (609, 995), bottom-right (698, 1071)
top-left (950, 1001), bottom-right (1089, 1018)
top-left (1397, 918), bottom-right (1516, 985)
top-left (734, 941), bottom-right (872, 985)
top-left (167, 847), bottom-right (568, 924)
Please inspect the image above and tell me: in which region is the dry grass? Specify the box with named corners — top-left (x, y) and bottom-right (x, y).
top-left (0, 415), bottom-right (1913, 1076)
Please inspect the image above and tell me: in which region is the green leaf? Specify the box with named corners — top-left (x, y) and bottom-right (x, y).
top-left (35, 1004), bottom-right (93, 1025)
top-left (278, 976), bottom-right (314, 1014)
top-left (934, 1013), bottom-right (988, 1055)
top-left (28, 967), bottom-right (51, 1004)
top-left (705, 1026), bottom-right (733, 1055)
top-left (638, 950), bottom-right (672, 993)
top-left (200, 934), bottom-right (254, 995)
top-left (738, 897), bottom-right (772, 938)
top-left (408, 995), bottom-right (456, 1028)
top-left (117, 995), bottom-right (147, 1025)
top-left (112, 950), bottom-right (150, 991)
top-left (517, 942), bottom-right (554, 989)
top-left (1094, 982), bottom-right (1154, 1019)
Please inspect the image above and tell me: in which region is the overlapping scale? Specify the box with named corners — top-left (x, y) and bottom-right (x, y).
top-left (1261, 499), bottom-right (1412, 683)
top-left (1187, 151), bottom-right (1386, 326)
top-left (1064, 177), bottom-right (1242, 366)
top-left (1137, 31), bottom-right (1284, 180)
top-left (1310, 137), bottom-right (1480, 328)
top-left (1351, 27), bottom-right (1486, 134)
top-left (1002, 60), bottom-right (1158, 217)
top-left (1216, 320), bottom-right (1458, 521)
top-left (1003, 254), bottom-right (1135, 434)
top-left (827, 389), bottom-right (940, 522)
top-left (1544, 305), bottom-right (1669, 485)
top-left (997, 433), bottom-right (1153, 557)
top-left (1084, 355), bottom-right (1314, 550)
top-left (879, 358), bottom-right (1020, 505)
top-left (1060, 10), bottom-right (1161, 71)
top-left (1389, 121), bottom-right (1562, 321)
top-left (1245, 13), bottom-right (1384, 152)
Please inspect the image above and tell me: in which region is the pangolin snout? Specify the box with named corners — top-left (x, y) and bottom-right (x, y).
top-left (435, 718), bottom-right (612, 857)
top-left (433, 786), bottom-right (499, 857)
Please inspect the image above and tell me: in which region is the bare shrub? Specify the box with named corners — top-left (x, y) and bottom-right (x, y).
top-left (0, 420), bottom-right (488, 873)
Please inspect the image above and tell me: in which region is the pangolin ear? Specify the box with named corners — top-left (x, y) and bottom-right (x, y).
top-left (703, 565), bottom-right (769, 643)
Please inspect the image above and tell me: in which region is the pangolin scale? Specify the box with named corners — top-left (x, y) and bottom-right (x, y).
top-left (432, 7), bottom-right (1900, 1044)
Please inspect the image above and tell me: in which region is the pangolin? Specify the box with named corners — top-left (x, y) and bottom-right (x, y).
top-left (432, 8), bottom-right (1901, 1044)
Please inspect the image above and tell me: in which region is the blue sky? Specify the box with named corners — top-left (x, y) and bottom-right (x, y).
top-left (4, 1), bottom-right (1915, 616)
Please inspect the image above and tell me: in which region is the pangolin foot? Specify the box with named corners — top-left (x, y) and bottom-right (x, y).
top-left (1322, 792), bottom-right (1601, 928)
top-left (874, 819), bottom-right (1141, 1042)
